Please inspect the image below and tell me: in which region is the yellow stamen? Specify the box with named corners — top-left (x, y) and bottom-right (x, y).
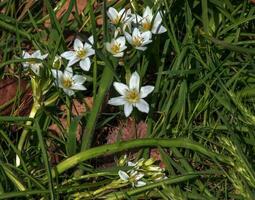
top-left (76, 49), bottom-right (87, 59)
top-left (61, 77), bottom-right (73, 88)
top-left (125, 89), bottom-right (140, 103)
top-left (132, 36), bottom-right (143, 47)
top-left (142, 22), bottom-right (151, 31)
top-left (111, 43), bottom-right (121, 54)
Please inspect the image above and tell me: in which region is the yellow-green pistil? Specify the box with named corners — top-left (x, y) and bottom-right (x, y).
top-left (142, 21), bottom-right (151, 31)
top-left (125, 89), bottom-right (140, 103)
top-left (76, 49), bottom-right (87, 59)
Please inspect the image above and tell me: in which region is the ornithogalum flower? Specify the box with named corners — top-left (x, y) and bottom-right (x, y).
top-left (61, 37), bottom-right (95, 71)
top-left (105, 36), bottom-right (127, 57)
top-left (125, 28), bottom-right (152, 51)
top-left (22, 50), bottom-right (48, 75)
top-left (134, 6), bottom-right (167, 34)
top-left (108, 71), bottom-right (154, 117)
top-left (118, 170), bottom-right (146, 187)
top-left (107, 7), bottom-right (132, 26)
top-left (52, 67), bottom-right (86, 96)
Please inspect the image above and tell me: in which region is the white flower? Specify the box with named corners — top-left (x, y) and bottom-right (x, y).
top-left (125, 28), bottom-right (152, 51)
top-left (22, 50), bottom-right (48, 75)
top-left (107, 7), bottom-right (133, 26)
top-left (61, 37), bottom-right (95, 71)
top-left (118, 170), bottom-right (146, 187)
top-left (134, 6), bottom-right (167, 34)
top-left (105, 36), bottom-right (127, 57)
top-left (108, 71), bottom-right (154, 117)
top-left (52, 67), bottom-right (86, 96)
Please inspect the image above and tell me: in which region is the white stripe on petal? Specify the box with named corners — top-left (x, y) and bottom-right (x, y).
top-left (129, 71), bottom-right (140, 90)
top-left (108, 96), bottom-right (126, 106)
top-left (124, 103), bottom-right (133, 117)
top-left (63, 88), bottom-right (74, 96)
top-left (113, 82), bottom-right (129, 95)
top-left (71, 84), bottom-right (86, 91)
top-left (67, 57), bottom-right (80, 67)
top-left (135, 99), bottom-right (149, 113)
top-left (140, 86), bottom-right (154, 98)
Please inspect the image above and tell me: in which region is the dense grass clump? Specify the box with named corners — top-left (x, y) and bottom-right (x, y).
top-left (0, 0), bottom-right (255, 199)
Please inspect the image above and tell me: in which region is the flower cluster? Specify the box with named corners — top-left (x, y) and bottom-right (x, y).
top-left (106, 6), bottom-right (166, 56)
top-left (117, 155), bottom-right (168, 188)
top-left (21, 5), bottom-right (165, 117)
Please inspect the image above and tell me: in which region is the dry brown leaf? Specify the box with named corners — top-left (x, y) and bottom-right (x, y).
top-left (44, 0), bottom-right (88, 27)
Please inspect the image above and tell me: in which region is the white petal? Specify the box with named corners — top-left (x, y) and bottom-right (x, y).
top-left (140, 86), bottom-right (154, 98)
top-left (143, 6), bottom-right (153, 20)
top-left (113, 52), bottom-right (124, 57)
top-left (132, 28), bottom-right (140, 37)
top-left (67, 57), bottom-right (80, 67)
top-left (79, 58), bottom-right (91, 71)
top-left (118, 170), bottom-right (129, 181)
top-left (86, 48), bottom-right (95, 57)
top-left (31, 65), bottom-right (40, 75)
top-left (135, 173), bottom-right (144, 181)
top-left (124, 32), bottom-right (132, 45)
top-left (135, 99), bottom-right (149, 113)
top-left (135, 181), bottom-right (146, 187)
top-left (107, 7), bottom-right (119, 22)
top-left (61, 51), bottom-right (76, 60)
top-left (64, 67), bottom-right (73, 77)
top-left (142, 31), bottom-right (152, 42)
top-left (124, 103), bottom-right (133, 117)
top-left (40, 53), bottom-right (48, 60)
top-left (32, 50), bottom-right (41, 57)
top-left (74, 38), bottom-right (83, 51)
top-left (117, 36), bottom-right (126, 47)
top-left (105, 42), bottom-right (112, 53)
top-left (22, 51), bottom-right (30, 59)
top-left (136, 46), bottom-right (147, 51)
top-left (113, 82), bottom-right (129, 96)
top-left (88, 36), bottom-right (94, 44)
top-left (73, 75), bottom-right (86, 84)
top-left (71, 84), bottom-right (86, 91)
top-left (128, 161), bottom-right (136, 167)
top-left (129, 71), bottom-right (140, 90)
top-left (152, 25), bottom-right (167, 34)
top-left (63, 88), bottom-right (74, 96)
top-left (108, 96), bottom-right (126, 106)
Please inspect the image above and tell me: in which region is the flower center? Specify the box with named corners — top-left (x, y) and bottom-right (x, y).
top-left (132, 36), bottom-right (143, 47)
top-left (142, 21), bottom-right (151, 31)
top-left (125, 89), bottom-right (140, 103)
top-left (61, 77), bottom-right (73, 88)
top-left (111, 43), bottom-right (121, 54)
top-left (76, 49), bottom-right (87, 59)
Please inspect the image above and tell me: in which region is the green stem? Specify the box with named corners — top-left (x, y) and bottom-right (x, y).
top-left (51, 138), bottom-right (233, 179)
top-left (81, 65), bottom-right (114, 151)
top-left (16, 102), bottom-right (39, 166)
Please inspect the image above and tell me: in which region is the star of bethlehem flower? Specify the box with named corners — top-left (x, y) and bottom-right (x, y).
top-left (108, 71), bottom-right (154, 117)
top-left (22, 50), bottom-right (48, 75)
top-left (105, 36), bottom-right (127, 57)
top-left (107, 7), bottom-right (133, 26)
top-left (52, 67), bottom-right (86, 96)
top-left (61, 37), bottom-right (95, 71)
top-left (118, 170), bottom-right (146, 187)
top-left (125, 28), bottom-right (152, 51)
top-left (133, 6), bottom-right (167, 34)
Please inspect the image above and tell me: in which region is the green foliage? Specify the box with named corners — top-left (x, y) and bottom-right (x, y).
top-left (0, 0), bottom-right (255, 199)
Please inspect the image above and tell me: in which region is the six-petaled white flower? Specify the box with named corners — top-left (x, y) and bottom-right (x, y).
top-left (134, 6), bottom-right (167, 34)
top-left (22, 50), bottom-right (48, 75)
top-left (125, 28), bottom-right (152, 51)
top-left (106, 37), bottom-right (127, 57)
top-left (61, 37), bottom-right (95, 71)
top-left (108, 71), bottom-right (154, 117)
top-left (52, 67), bottom-right (86, 96)
top-left (107, 7), bottom-right (133, 26)
top-left (118, 170), bottom-right (146, 187)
